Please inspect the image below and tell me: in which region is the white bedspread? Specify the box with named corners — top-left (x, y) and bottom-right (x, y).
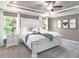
top-left (26, 35), bottom-right (46, 49)
top-left (21, 30), bottom-right (62, 53)
top-left (20, 30), bottom-right (62, 57)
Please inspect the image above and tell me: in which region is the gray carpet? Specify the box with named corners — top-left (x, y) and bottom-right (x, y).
top-left (0, 39), bottom-right (79, 58)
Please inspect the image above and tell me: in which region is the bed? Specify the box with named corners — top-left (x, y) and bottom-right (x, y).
top-left (20, 28), bottom-right (62, 57)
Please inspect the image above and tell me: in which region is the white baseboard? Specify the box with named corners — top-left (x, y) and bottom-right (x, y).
top-left (63, 39), bottom-right (79, 44)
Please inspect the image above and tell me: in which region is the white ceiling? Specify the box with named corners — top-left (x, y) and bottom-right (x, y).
top-left (9, 1), bottom-right (79, 12)
top-left (0, 1), bottom-right (79, 17)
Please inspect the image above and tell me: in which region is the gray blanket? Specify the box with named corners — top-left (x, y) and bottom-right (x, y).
top-left (25, 32), bottom-right (53, 42)
top-left (42, 33), bottom-right (53, 41)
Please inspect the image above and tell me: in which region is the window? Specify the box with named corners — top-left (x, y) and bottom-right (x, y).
top-left (4, 16), bottom-right (16, 36)
top-left (39, 17), bottom-right (48, 30)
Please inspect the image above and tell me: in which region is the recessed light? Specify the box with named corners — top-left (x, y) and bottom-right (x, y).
top-left (13, 1), bottom-right (18, 4)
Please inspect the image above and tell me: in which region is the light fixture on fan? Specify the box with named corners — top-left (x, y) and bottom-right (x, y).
top-left (47, 6), bottom-right (52, 10)
top-left (46, 2), bottom-right (53, 10)
top-left (45, 1), bottom-right (63, 11)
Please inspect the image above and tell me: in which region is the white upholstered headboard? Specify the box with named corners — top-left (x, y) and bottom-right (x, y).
top-left (21, 18), bottom-right (39, 33)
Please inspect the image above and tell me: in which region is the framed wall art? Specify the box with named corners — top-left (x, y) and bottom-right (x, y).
top-left (63, 19), bottom-right (69, 28)
top-left (69, 19), bottom-right (76, 28)
top-left (56, 20), bottom-right (61, 28)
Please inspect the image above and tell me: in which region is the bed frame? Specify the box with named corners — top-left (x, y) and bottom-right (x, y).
top-left (21, 34), bottom-right (62, 58)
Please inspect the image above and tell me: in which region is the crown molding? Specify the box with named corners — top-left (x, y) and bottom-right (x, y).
top-left (51, 5), bottom-right (79, 17)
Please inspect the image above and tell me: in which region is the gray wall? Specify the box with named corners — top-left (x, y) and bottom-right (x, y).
top-left (50, 14), bottom-right (79, 42)
top-left (48, 18), bottom-right (54, 31)
top-left (20, 14), bottom-right (39, 19)
top-left (3, 11), bottom-right (39, 19)
top-left (3, 11), bottom-right (17, 17)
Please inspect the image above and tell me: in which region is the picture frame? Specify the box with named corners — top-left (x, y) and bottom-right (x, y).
top-left (69, 19), bottom-right (76, 28)
top-left (63, 19), bottom-right (69, 28)
top-left (56, 20), bottom-right (62, 28)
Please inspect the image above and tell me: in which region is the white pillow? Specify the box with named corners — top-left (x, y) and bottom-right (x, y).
top-left (32, 27), bottom-right (40, 33)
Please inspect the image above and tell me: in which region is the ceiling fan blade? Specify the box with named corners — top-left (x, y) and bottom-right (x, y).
top-left (53, 6), bottom-right (63, 8)
top-left (52, 1), bottom-right (56, 4)
top-left (45, 1), bottom-right (56, 4)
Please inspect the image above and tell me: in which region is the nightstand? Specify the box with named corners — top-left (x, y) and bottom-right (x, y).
top-left (6, 35), bottom-right (19, 47)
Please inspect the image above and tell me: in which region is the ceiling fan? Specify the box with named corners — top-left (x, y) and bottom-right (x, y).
top-left (44, 1), bottom-right (63, 11)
